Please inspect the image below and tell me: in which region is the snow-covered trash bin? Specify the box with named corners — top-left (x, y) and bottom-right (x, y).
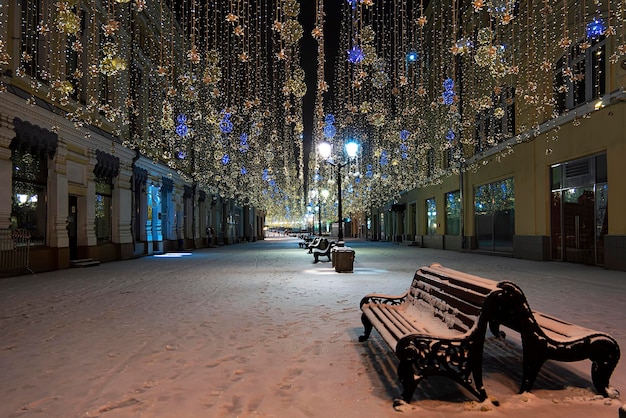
top-left (333, 246), bottom-right (355, 273)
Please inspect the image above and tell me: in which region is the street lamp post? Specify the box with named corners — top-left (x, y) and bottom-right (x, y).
top-left (316, 204), bottom-right (321, 235)
top-left (320, 189), bottom-right (329, 235)
top-left (318, 141), bottom-right (359, 242)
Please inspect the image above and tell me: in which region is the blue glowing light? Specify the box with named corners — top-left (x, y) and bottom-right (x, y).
top-left (406, 50), bottom-right (418, 62)
top-left (347, 0), bottom-right (358, 10)
top-left (442, 90), bottom-right (455, 105)
top-left (219, 111), bottom-right (233, 134)
top-left (347, 45), bottom-right (364, 64)
top-left (221, 154), bottom-right (230, 165)
top-left (380, 150), bottom-right (389, 166)
top-left (239, 132), bottom-right (249, 152)
top-left (262, 169), bottom-right (269, 181)
top-left (175, 113), bottom-right (189, 137)
top-left (324, 114), bottom-right (335, 125)
top-left (177, 151), bottom-right (186, 159)
top-left (219, 119), bottom-right (233, 134)
top-left (442, 78), bottom-right (456, 105)
top-left (241, 166), bottom-right (247, 175)
top-left (586, 18), bottom-right (605, 39)
top-left (323, 124), bottom-right (336, 139)
top-left (446, 130), bottom-right (456, 141)
top-left (175, 124), bottom-right (188, 137)
top-left (400, 130), bottom-right (410, 141)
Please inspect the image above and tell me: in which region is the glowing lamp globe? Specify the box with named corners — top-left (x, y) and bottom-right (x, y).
top-left (345, 141), bottom-right (359, 158)
top-left (318, 142), bottom-right (332, 159)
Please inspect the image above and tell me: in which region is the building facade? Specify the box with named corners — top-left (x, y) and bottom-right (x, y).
top-left (0, 1), bottom-right (265, 276)
top-left (367, 0), bottom-right (626, 271)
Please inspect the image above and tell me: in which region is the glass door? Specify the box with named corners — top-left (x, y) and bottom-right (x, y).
top-left (550, 154), bottom-right (607, 266)
top-left (562, 187), bottom-right (595, 265)
top-left (474, 178), bottom-right (515, 253)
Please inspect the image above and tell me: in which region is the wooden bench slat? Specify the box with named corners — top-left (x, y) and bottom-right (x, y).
top-left (412, 279), bottom-right (484, 316)
top-left (417, 271), bottom-right (490, 306)
top-left (423, 263), bottom-right (500, 294)
top-left (363, 306), bottom-right (407, 349)
top-left (410, 280), bottom-right (481, 331)
top-left (533, 311), bottom-right (597, 340)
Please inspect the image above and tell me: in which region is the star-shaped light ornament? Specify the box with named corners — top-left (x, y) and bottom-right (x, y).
top-left (347, 45), bottom-right (364, 64)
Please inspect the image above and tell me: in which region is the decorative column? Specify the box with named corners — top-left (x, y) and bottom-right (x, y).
top-left (47, 141), bottom-right (69, 249)
top-left (113, 160), bottom-right (133, 247)
top-left (85, 150), bottom-right (97, 247)
top-left (0, 116), bottom-right (13, 230)
top-left (133, 166), bottom-right (148, 243)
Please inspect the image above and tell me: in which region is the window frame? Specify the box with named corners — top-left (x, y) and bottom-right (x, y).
top-left (11, 148), bottom-right (48, 246)
top-left (95, 175), bottom-right (113, 243)
top-left (554, 35), bottom-right (606, 114)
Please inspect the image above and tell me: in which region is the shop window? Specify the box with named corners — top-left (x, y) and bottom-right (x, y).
top-left (474, 178), bottom-right (515, 252)
top-left (445, 190), bottom-right (461, 235)
top-left (11, 149), bottom-right (47, 245)
top-left (95, 176), bottom-right (112, 242)
top-left (426, 198), bottom-right (437, 235)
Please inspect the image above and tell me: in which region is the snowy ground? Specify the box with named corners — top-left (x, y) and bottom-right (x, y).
top-left (0, 237), bottom-right (624, 418)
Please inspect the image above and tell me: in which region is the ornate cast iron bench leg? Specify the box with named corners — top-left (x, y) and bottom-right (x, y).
top-left (396, 352), bottom-right (421, 403)
top-left (359, 313), bottom-right (373, 342)
top-left (590, 337), bottom-right (621, 398)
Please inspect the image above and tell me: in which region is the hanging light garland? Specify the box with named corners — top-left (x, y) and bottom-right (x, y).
top-left (6, 0), bottom-right (626, 219)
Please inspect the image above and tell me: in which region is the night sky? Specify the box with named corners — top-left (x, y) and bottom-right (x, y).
top-left (299, 1), bottom-right (342, 195)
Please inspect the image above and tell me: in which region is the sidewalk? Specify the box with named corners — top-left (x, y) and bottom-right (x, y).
top-left (0, 238), bottom-right (623, 417)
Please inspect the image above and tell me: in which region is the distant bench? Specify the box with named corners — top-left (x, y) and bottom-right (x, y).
top-left (298, 236), bottom-right (314, 248)
top-left (311, 238), bottom-right (335, 263)
top-left (359, 263), bottom-right (621, 404)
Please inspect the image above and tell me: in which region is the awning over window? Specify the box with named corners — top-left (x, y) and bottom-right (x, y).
top-left (11, 118), bottom-right (58, 159)
top-left (94, 149), bottom-right (120, 179)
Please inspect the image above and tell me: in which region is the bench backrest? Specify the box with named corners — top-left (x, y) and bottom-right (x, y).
top-left (407, 263), bottom-right (500, 334)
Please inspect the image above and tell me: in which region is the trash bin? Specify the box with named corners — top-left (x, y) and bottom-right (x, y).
top-left (333, 246), bottom-right (355, 273)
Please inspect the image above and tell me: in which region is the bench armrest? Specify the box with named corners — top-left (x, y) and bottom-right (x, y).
top-left (359, 291), bottom-right (408, 309)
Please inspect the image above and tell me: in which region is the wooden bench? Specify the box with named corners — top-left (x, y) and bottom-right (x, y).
top-left (359, 263), bottom-right (502, 404)
top-left (312, 239), bottom-right (335, 263)
top-left (489, 280), bottom-right (621, 398)
top-left (306, 237), bottom-right (321, 253)
top-left (299, 236), bottom-right (314, 248)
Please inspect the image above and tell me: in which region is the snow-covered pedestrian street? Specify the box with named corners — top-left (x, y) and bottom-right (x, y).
top-left (1, 238), bottom-right (624, 417)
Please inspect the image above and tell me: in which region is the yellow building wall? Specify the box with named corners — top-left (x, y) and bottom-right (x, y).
top-left (393, 99), bottom-right (625, 239)
top-left (537, 102), bottom-right (626, 235)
